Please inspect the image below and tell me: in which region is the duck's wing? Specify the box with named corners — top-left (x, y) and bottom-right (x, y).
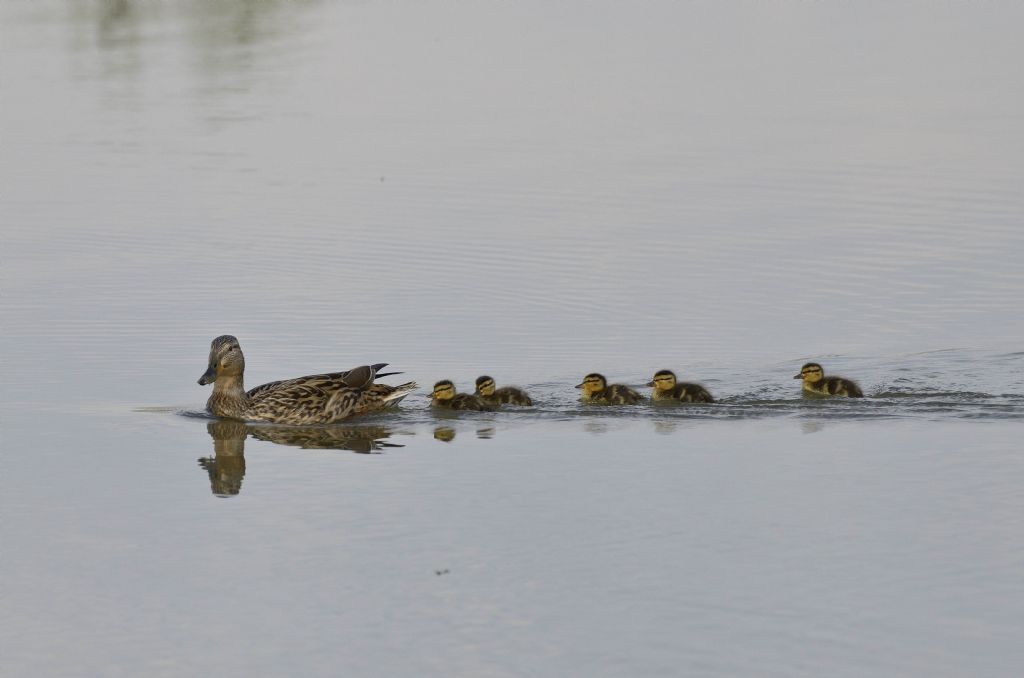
top-left (497, 387), bottom-right (533, 406)
top-left (246, 383), bottom-right (337, 425)
top-left (246, 363), bottom-right (396, 398)
top-left (247, 373), bottom-right (341, 398)
top-left (340, 365), bottom-right (376, 389)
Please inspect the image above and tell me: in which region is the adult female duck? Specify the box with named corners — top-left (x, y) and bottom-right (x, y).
top-left (198, 335), bottom-right (416, 424)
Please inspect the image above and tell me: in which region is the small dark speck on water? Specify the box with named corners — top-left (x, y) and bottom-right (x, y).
top-left (435, 569), bottom-right (450, 576)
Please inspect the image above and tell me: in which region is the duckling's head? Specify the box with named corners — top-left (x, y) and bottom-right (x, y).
top-left (794, 362), bottom-right (824, 384)
top-left (646, 369), bottom-right (677, 391)
top-left (198, 335), bottom-right (245, 385)
top-left (475, 375), bottom-right (496, 396)
top-left (575, 373), bottom-right (607, 395)
top-left (431, 379), bottom-right (456, 402)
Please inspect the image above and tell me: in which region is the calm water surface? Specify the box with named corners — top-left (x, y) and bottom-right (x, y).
top-left (2, 1), bottom-right (1023, 676)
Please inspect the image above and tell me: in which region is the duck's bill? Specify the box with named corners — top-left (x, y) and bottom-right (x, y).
top-left (645, 381), bottom-right (655, 387)
top-left (792, 373), bottom-right (803, 379)
top-left (574, 383), bottom-right (584, 389)
top-left (198, 366), bottom-right (217, 385)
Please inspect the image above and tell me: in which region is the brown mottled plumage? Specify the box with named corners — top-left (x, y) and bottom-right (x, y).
top-left (575, 373), bottom-right (645, 405)
top-left (429, 380), bottom-right (496, 411)
top-left (197, 335), bottom-right (416, 424)
top-left (647, 369), bottom-right (714, 403)
top-left (794, 362), bottom-right (864, 398)
top-left (474, 375), bottom-right (533, 406)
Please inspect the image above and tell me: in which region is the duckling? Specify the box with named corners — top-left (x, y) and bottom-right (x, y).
top-left (646, 369), bottom-right (714, 403)
top-left (575, 373), bottom-right (645, 405)
top-left (474, 375), bottom-right (533, 406)
top-left (197, 335), bottom-right (417, 424)
top-left (429, 380), bottom-right (496, 411)
top-left (794, 362), bottom-right (864, 398)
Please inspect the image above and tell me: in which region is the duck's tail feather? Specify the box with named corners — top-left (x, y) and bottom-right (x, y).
top-left (382, 381), bottom-right (418, 406)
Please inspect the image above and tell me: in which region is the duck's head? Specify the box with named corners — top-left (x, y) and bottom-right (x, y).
top-left (794, 362), bottom-right (824, 384)
top-left (198, 335), bottom-right (245, 385)
top-left (575, 373), bottom-right (607, 395)
top-left (431, 379), bottom-right (456, 402)
top-left (475, 375), bottom-right (496, 396)
top-left (646, 369), bottom-right (677, 391)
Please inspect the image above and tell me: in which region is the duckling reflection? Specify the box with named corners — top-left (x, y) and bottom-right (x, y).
top-left (198, 420), bottom-right (248, 497)
top-left (433, 426), bottom-right (457, 442)
top-left (433, 426), bottom-right (496, 442)
top-left (653, 420), bottom-right (679, 435)
top-left (800, 420), bottom-right (826, 435)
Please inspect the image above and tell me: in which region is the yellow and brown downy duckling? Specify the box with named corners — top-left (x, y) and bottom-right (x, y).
top-left (474, 375), bottom-right (533, 406)
top-left (646, 369), bottom-right (714, 403)
top-left (197, 335), bottom-right (417, 424)
top-left (429, 380), bottom-right (497, 411)
top-left (575, 373), bottom-right (645, 405)
top-left (794, 362), bottom-right (864, 398)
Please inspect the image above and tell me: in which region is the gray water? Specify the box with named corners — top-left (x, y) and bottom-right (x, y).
top-left (2, 1), bottom-right (1023, 676)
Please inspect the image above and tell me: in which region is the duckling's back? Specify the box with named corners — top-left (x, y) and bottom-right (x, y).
top-left (487, 386), bottom-right (533, 406)
top-left (448, 393), bottom-right (497, 411)
top-left (669, 382), bottom-right (714, 403)
top-left (605, 384), bottom-right (645, 405)
top-left (246, 364), bottom-right (389, 399)
top-left (821, 376), bottom-right (864, 398)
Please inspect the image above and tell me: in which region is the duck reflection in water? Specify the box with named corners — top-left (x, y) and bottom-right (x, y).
top-left (198, 419), bottom-right (405, 496)
top-left (248, 423), bottom-right (405, 453)
top-left (198, 420), bottom-right (248, 497)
